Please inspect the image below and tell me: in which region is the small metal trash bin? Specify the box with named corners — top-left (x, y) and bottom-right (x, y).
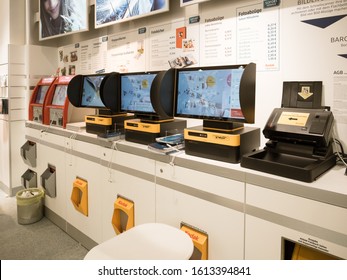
top-left (16, 188), bottom-right (44, 225)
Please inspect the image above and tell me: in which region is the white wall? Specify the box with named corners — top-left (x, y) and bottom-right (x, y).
top-left (0, 0), bottom-right (10, 64)
top-left (9, 0), bottom-right (26, 46)
top-left (0, 0), bottom-right (28, 194)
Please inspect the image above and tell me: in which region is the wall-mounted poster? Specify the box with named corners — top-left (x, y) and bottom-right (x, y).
top-left (39, 0), bottom-right (88, 41)
top-left (95, 0), bottom-right (169, 29)
top-left (180, 0), bottom-right (210, 7)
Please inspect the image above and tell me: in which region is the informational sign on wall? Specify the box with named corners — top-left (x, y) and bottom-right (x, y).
top-left (148, 19), bottom-right (200, 71)
top-left (282, 0), bottom-right (347, 125)
top-left (236, 3), bottom-right (280, 71)
top-left (107, 29), bottom-right (147, 73)
top-left (91, 36), bottom-right (108, 74)
top-left (199, 5), bottom-right (235, 66)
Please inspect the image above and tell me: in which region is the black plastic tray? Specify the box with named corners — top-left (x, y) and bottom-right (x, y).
top-left (241, 149), bottom-right (336, 182)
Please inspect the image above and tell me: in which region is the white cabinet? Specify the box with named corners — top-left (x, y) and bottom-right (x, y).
top-left (64, 138), bottom-right (103, 244)
top-left (23, 124), bottom-right (347, 260)
top-left (155, 161), bottom-right (245, 259)
top-left (245, 184), bottom-right (347, 259)
top-left (100, 147), bottom-right (156, 241)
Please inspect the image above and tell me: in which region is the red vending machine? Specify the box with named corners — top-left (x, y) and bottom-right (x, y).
top-left (28, 77), bottom-right (56, 123)
top-left (43, 75), bottom-right (73, 128)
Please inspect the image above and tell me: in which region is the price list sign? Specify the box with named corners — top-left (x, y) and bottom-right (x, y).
top-left (199, 11), bottom-right (236, 66)
top-left (91, 36), bottom-right (108, 73)
top-left (149, 19), bottom-right (199, 71)
top-left (267, 22), bottom-right (278, 63)
top-left (80, 41), bottom-right (92, 74)
top-left (236, 3), bottom-right (279, 71)
top-left (149, 24), bottom-right (176, 71)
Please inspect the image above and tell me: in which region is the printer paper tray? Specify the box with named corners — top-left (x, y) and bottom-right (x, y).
top-left (241, 149), bottom-right (336, 182)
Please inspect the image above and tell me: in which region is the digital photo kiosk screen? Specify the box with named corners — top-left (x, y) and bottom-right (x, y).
top-left (51, 85), bottom-right (68, 106)
top-left (175, 65), bottom-right (249, 122)
top-left (81, 74), bottom-right (107, 108)
top-left (35, 85), bottom-right (50, 104)
top-left (120, 72), bottom-right (158, 114)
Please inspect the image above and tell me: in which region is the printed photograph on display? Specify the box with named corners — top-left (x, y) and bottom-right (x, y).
top-left (168, 26), bottom-right (198, 69)
top-left (180, 0), bottom-right (210, 7)
top-left (168, 55), bottom-right (197, 68)
top-left (95, 0), bottom-right (169, 29)
top-left (58, 46), bottom-right (79, 76)
top-left (39, 0), bottom-right (89, 41)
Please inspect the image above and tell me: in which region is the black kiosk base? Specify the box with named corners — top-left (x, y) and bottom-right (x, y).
top-left (184, 125), bottom-right (260, 163)
top-left (124, 119), bottom-right (187, 145)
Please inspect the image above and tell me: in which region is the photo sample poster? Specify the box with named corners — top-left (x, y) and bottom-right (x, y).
top-left (95, 0), bottom-right (169, 29)
top-left (39, 0), bottom-right (88, 40)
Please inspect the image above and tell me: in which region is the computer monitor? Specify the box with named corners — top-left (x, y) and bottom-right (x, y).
top-left (120, 72), bottom-right (158, 116)
top-left (51, 85), bottom-right (68, 106)
top-left (175, 63), bottom-right (256, 129)
top-left (81, 74), bottom-right (107, 108)
top-left (35, 85), bottom-right (50, 104)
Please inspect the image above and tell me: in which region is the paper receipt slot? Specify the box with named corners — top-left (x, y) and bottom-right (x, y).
top-left (241, 108), bottom-right (336, 182)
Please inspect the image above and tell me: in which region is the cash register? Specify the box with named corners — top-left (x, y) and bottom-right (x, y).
top-left (241, 81), bottom-right (337, 182)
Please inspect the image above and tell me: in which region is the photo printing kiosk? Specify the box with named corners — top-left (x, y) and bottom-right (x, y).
top-left (175, 63), bottom-right (260, 163)
top-left (110, 69), bottom-right (186, 145)
top-left (67, 73), bottom-right (133, 137)
top-left (43, 75), bottom-right (88, 128)
top-left (29, 76), bottom-right (56, 123)
top-left (241, 81), bottom-right (337, 182)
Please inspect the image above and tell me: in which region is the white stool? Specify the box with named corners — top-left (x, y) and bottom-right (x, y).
top-left (84, 223), bottom-right (194, 260)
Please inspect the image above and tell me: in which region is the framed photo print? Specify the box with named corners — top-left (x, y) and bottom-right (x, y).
top-left (39, 0), bottom-right (89, 40)
top-left (95, 0), bottom-right (169, 29)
